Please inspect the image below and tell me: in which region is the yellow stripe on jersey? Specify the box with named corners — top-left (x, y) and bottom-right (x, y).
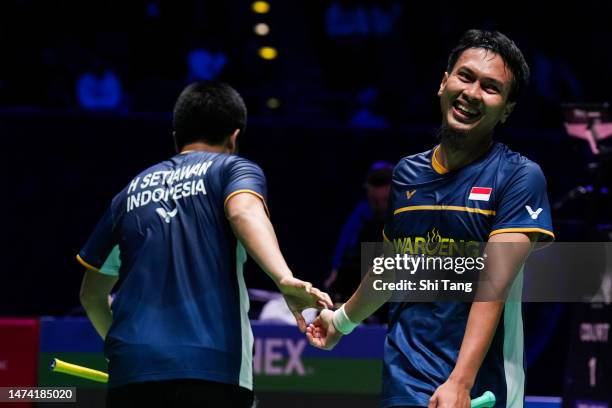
top-left (394, 205), bottom-right (496, 216)
top-left (76, 254), bottom-right (100, 272)
top-left (224, 189), bottom-right (270, 217)
top-left (489, 227), bottom-right (555, 240)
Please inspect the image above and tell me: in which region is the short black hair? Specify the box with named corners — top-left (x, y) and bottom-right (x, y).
top-left (173, 81), bottom-right (247, 148)
top-left (446, 30), bottom-right (530, 102)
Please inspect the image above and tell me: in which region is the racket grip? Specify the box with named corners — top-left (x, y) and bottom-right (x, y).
top-left (51, 358), bottom-right (109, 383)
top-left (471, 391), bottom-right (496, 408)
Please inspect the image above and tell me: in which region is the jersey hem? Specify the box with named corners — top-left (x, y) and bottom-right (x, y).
top-left (381, 396), bottom-right (428, 408)
top-left (108, 369), bottom-right (249, 390)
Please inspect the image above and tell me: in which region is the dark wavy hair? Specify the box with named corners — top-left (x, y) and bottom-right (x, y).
top-left (447, 30), bottom-right (530, 102)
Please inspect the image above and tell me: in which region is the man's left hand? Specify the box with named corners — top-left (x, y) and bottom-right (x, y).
top-left (306, 309), bottom-right (343, 350)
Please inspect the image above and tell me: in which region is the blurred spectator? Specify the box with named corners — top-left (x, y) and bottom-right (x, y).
top-left (325, 0), bottom-right (401, 38)
top-left (349, 86), bottom-right (390, 129)
top-left (324, 161), bottom-right (393, 322)
top-left (76, 58), bottom-right (123, 111)
top-left (325, 1), bottom-right (368, 37)
top-left (186, 48), bottom-right (227, 82)
top-left (322, 0), bottom-right (402, 94)
top-left (532, 51), bottom-right (583, 105)
top-left (145, 1), bottom-right (161, 19)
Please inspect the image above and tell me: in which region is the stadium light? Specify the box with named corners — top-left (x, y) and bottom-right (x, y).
top-left (251, 1), bottom-right (270, 14)
top-left (258, 46), bottom-right (278, 60)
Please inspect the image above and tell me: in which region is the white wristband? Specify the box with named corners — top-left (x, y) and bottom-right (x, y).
top-left (332, 305), bottom-right (359, 335)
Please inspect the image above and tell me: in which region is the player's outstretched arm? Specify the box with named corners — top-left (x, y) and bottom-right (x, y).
top-left (80, 269), bottom-right (118, 340)
top-left (226, 192), bottom-right (333, 331)
top-left (429, 232), bottom-right (533, 408)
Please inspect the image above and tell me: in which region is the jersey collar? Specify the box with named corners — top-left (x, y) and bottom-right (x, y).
top-left (431, 142), bottom-right (497, 175)
top-left (431, 145), bottom-right (450, 174)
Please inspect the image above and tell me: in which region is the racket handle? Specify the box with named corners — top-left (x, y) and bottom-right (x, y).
top-left (471, 391), bottom-right (496, 408)
top-left (51, 358), bottom-right (109, 383)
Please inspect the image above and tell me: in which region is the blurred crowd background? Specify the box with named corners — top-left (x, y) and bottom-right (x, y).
top-left (2, 1), bottom-right (611, 124)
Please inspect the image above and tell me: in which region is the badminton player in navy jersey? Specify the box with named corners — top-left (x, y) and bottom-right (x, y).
top-left (77, 81), bottom-right (332, 407)
top-left (307, 30), bottom-right (554, 408)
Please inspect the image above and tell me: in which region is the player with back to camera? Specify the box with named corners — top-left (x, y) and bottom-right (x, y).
top-left (77, 81), bottom-right (332, 408)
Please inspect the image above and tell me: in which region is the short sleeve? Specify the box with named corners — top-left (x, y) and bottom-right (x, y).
top-left (222, 157), bottom-right (269, 215)
top-left (490, 162), bottom-right (554, 241)
top-left (77, 207), bottom-right (120, 271)
top-left (99, 245), bottom-right (121, 277)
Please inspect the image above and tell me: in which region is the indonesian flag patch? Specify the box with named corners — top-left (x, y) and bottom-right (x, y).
top-left (469, 187), bottom-right (492, 201)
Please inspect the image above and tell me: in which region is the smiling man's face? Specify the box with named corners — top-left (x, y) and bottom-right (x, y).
top-left (438, 48), bottom-right (516, 142)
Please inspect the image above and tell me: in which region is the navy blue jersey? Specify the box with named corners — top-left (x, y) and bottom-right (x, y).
top-left (77, 151), bottom-right (267, 389)
top-left (381, 143), bottom-right (553, 408)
